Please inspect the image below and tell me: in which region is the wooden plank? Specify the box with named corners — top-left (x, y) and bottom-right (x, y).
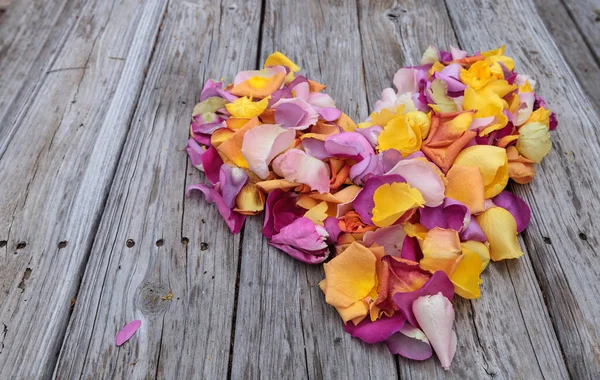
top-left (0, 0), bottom-right (87, 151)
top-left (229, 0), bottom-right (398, 379)
top-left (357, 1), bottom-right (570, 378)
top-left (444, 0), bottom-right (600, 378)
top-left (561, 0), bottom-right (600, 64)
top-left (533, 0), bottom-right (600, 113)
top-left (0, 0), bottom-right (167, 378)
top-left (53, 0), bottom-right (263, 379)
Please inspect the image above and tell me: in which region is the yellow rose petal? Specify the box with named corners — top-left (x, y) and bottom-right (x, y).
top-left (451, 249), bottom-right (483, 299)
top-left (453, 145), bottom-right (509, 198)
top-left (304, 201), bottom-right (329, 225)
top-left (516, 122), bottom-right (552, 163)
top-left (225, 96), bottom-right (269, 119)
top-left (476, 207), bottom-right (524, 261)
top-left (461, 240), bottom-right (490, 271)
top-left (372, 183), bottom-right (425, 227)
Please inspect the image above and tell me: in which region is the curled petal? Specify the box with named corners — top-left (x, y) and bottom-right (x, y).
top-left (459, 218), bottom-right (487, 242)
top-left (412, 293), bottom-right (457, 370)
top-left (272, 149), bottom-right (330, 193)
top-left (186, 184), bottom-right (245, 234)
top-left (385, 323), bottom-right (433, 361)
top-left (318, 107), bottom-right (342, 122)
top-left (301, 137), bottom-right (331, 160)
top-left (393, 68), bottom-right (419, 94)
top-left (516, 122), bottom-right (552, 163)
top-left (241, 124), bottom-right (295, 179)
top-left (270, 217), bottom-right (329, 264)
top-left (186, 138), bottom-right (206, 170)
top-left (325, 132), bottom-right (374, 160)
top-left (476, 207), bottom-right (524, 261)
top-left (401, 236), bottom-right (423, 262)
top-left (231, 66), bottom-right (287, 98)
top-left (263, 189), bottom-right (304, 238)
top-left (219, 164), bottom-right (249, 208)
top-left (324, 216), bottom-right (342, 244)
top-left (202, 146), bottom-right (225, 185)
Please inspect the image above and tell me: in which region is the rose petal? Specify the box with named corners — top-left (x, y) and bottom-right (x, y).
top-left (270, 217), bottom-right (329, 264)
top-left (324, 132), bottom-right (374, 160)
top-left (353, 175), bottom-right (405, 225)
top-left (363, 224), bottom-right (406, 256)
top-left (115, 320), bottom-right (141, 347)
top-left (241, 124), bottom-right (295, 179)
top-left (492, 191), bottom-right (531, 233)
top-left (318, 107), bottom-right (342, 122)
top-left (344, 313), bottom-right (406, 344)
top-left (219, 164), bottom-right (249, 208)
top-left (393, 271), bottom-right (454, 327)
top-left (385, 323), bottom-right (433, 361)
top-left (420, 198), bottom-right (470, 232)
top-left (386, 158), bottom-right (445, 207)
top-left (412, 293), bottom-right (457, 370)
top-left (401, 236), bottom-right (423, 262)
top-left (272, 149), bottom-right (330, 193)
top-left (186, 138), bottom-right (206, 170)
top-left (476, 207), bottom-right (524, 261)
top-left (186, 184), bottom-right (246, 234)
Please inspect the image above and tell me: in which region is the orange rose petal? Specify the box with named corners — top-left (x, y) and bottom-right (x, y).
top-left (336, 112), bottom-right (358, 132)
top-left (211, 128), bottom-right (235, 148)
top-left (420, 228), bottom-right (463, 276)
top-left (230, 71), bottom-right (286, 99)
top-left (255, 179), bottom-right (301, 193)
top-left (308, 79), bottom-right (327, 92)
top-left (444, 165), bottom-right (485, 214)
top-left (216, 117), bottom-right (261, 168)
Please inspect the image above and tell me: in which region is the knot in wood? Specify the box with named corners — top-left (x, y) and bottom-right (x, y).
top-left (135, 282), bottom-right (171, 315)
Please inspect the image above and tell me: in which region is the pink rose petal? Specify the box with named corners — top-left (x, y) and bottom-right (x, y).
top-left (115, 320), bottom-right (141, 347)
top-left (385, 323), bottom-right (433, 361)
top-left (412, 293), bottom-right (457, 370)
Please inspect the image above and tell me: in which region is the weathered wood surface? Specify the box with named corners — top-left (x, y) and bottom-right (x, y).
top-left (445, 0), bottom-right (600, 378)
top-left (358, 1), bottom-right (569, 379)
top-left (533, 0), bottom-right (600, 113)
top-left (54, 0), bottom-right (262, 379)
top-left (0, 0), bottom-right (86, 151)
top-left (1, 0), bottom-right (599, 378)
top-left (0, 0), bottom-right (167, 378)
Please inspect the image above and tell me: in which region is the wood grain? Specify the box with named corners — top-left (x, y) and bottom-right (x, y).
top-left (229, 0), bottom-right (398, 379)
top-left (533, 0), bottom-right (600, 113)
top-left (0, 0), bottom-right (87, 153)
top-left (53, 0), bottom-right (262, 379)
top-left (445, 0), bottom-right (600, 378)
top-left (0, 0), bottom-right (167, 378)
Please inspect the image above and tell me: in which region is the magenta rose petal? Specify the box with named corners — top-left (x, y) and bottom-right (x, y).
top-left (115, 320), bottom-right (141, 347)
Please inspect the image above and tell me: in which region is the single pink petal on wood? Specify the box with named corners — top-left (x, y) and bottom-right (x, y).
top-left (412, 293), bottom-right (457, 370)
top-left (115, 320), bottom-right (141, 347)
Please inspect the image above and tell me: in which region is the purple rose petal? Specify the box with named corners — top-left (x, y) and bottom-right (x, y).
top-left (116, 320), bottom-right (141, 347)
top-left (344, 313), bottom-right (406, 344)
top-left (492, 191), bottom-right (531, 233)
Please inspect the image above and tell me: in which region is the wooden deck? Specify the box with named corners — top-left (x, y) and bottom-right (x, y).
top-left (0, 0), bottom-right (599, 379)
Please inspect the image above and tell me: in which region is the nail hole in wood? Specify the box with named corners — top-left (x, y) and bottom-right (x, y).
top-left (579, 233), bottom-right (588, 241)
top-left (542, 237), bottom-right (552, 244)
top-left (58, 241), bottom-right (68, 249)
top-left (126, 239), bottom-right (135, 248)
top-left (181, 237), bottom-right (189, 245)
top-left (16, 242), bottom-right (27, 250)
top-left (200, 242), bottom-right (208, 251)
top-left (156, 239), bottom-right (164, 247)
top-left (0, 240), bottom-right (6, 248)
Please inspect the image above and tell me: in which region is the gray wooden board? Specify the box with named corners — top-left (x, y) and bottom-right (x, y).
top-left (0, 0), bottom-right (87, 153)
top-left (357, 1), bottom-right (569, 379)
top-left (53, 0), bottom-right (262, 379)
top-left (229, 0), bottom-right (398, 379)
top-left (445, 0), bottom-right (600, 378)
top-left (0, 0), bottom-right (167, 378)
top-left (533, 0), bottom-right (600, 114)
top-left (562, 0), bottom-right (600, 66)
